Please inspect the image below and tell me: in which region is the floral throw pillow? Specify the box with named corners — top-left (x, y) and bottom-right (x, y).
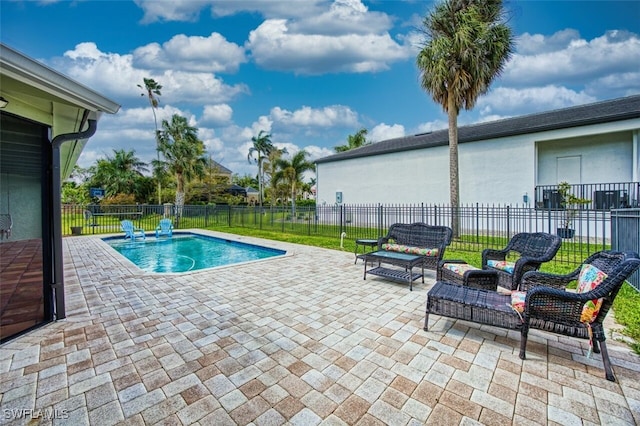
top-left (577, 263), bottom-right (608, 323)
top-left (510, 291), bottom-right (527, 313)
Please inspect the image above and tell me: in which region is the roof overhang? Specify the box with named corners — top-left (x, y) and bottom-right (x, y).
top-left (0, 43), bottom-right (120, 116)
top-left (0, 43), bottom-right (120, 178)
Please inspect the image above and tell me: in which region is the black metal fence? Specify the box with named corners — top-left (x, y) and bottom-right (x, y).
top-left (62, 203), bottom-right (625, 268)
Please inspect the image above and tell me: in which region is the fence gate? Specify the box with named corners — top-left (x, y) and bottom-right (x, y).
top-left (611, 208), bottom-right (640, 291)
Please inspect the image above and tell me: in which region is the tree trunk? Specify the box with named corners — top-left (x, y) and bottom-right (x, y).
top-left (291, 183), bottom-right (296, 218)
top-left (153, 116), bottom-right (162, 205)
top-left (175, 173), bottom-right (185, 220)
top-left (448, 95), bottom-right (460, 239)
top-left (258, 158), bottom-right (263, 210)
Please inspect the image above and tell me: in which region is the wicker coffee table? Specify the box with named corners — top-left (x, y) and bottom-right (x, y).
top-left (424, 281), bottom-right (521, 331)
top-left (362, 250), bottom-right (424, 291)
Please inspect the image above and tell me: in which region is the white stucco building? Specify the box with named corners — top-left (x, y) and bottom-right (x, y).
top-left (316, 95), bottom-right (640, 208)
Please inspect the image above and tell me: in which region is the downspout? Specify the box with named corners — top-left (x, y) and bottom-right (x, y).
top-left (51, 111), bottom-right (97, 320)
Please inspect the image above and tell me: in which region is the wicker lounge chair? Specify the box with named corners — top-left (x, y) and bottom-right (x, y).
top-left (518, 250), bottom-right (640, 381)
top-left (482, 232), bottom-right (562, 290)
top-left (425, 250), bottom-right (640, 382)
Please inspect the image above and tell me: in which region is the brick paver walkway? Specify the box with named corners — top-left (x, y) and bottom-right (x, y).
top-left (1, 230), bottom-right (639, 425)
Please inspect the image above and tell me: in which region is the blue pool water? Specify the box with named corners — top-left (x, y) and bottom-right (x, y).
top-left (104, 233), bottom-right (286, 273)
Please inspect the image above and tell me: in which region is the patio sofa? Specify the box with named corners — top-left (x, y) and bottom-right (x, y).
top-left (377, 222), bottom-right (453, 270)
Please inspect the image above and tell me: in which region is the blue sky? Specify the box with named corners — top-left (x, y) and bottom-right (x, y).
top-left (2, 0), bottom-right (639, 178)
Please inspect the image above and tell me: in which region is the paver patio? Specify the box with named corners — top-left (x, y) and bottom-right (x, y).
top-left (1, 230), bottom-right (639, 425)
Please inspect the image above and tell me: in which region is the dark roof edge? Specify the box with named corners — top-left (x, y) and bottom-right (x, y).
top-left (316, 95), bottom-right (640, 164)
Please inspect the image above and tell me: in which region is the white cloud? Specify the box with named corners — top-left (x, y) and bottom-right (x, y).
top-left (132, 33), bottom-right (247, 73)
top-left (198, 127), bottom-right (225, 153)
top-left (288, 0), bottom-right (393, 36)
top-left (135, 0), bottom-right (409, 75)
top-left (210, 0), bottom-right (327, 19)
top-left (59, 43), bottom-right (249, 105)
top-left (201, 104), bottom-right (233, 125)
top-left (270, 105), bottom-right (359, 127)
top-left (135, 0), bottom-right (205, 23)
top-left (304, 145), bottom-right (334, 162)
top-left (477, 86), bottom-right (597, 117)
top-left (505, 30), bottom-right (640, 88)
top-left (415, 120), bottom-right (448, 134)
top-left (516, 29), bottom-right (581, 55)
top-left (584, 72), bottom-right (640, 98)
top-left (369, 123), bottom-right (405, 142)
top-left (136, 0), bottom-right (327, 22)
top-left (247, 19), bottom-right (411, 74)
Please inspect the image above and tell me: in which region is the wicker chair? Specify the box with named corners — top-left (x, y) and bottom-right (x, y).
top-left (519, 250), bottom-right (640, 382)
top-left (378, 222), bottom-right (453, 271)
top-left (482, 232), bottom-right (562, 290)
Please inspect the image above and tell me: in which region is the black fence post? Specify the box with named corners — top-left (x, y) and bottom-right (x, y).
top-left (476, 203), bottom-right (479, 244)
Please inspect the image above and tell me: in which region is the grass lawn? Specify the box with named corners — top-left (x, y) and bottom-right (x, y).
top-left (204, 225), bottom-right (640, 355)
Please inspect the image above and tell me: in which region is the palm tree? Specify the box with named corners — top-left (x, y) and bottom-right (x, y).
top-left (263, 147), bottom-right (287, 205)
top-left (91, 149), bottom-right (148, 199)
top-left (334, 128), bottom-right (369, 153)
top-left (416, 0), bottom-right (513, 237)
top-left (157, 114), bottom-right (207, 218)
top-left (273, 150), bottom-right (315, 218)
top-left (247, 130), bottom-right (275, 209)
top-left (138, 77), bottom-right (163, 204)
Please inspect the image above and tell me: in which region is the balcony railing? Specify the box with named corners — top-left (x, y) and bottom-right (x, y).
top-left (535, 182), bottom-right (639, 210)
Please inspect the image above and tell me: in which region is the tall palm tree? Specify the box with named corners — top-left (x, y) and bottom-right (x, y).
top-left (138, 77), bottom-right (163, 204)
top-left (157, 114), bottom-right (207, 217)
top-left (334, 128), bottom-right (369, 153)
top-left (247, 130), bottom-right (275, 208)
top-left (416, 0), bottom-right (513, 237)
top-left (273, 150), bottom-right (315, 218)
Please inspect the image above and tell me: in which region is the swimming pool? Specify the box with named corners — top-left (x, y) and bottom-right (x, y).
top-left (104, 233), bottom-right (286, 273)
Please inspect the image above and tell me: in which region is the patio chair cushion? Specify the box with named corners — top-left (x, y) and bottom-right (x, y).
top-left (381, 243), bottom-right (439, 257)
top-left (577, 263), bottom-right (608, 323)
top-left (487, 260), bottom-right (516, 274)
top-left (441, 262), bottom-right (479, 276)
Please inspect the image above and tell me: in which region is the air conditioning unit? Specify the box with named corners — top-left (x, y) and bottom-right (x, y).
top-left (542, 189), bottom-right (562, 209)
top-left (593, 190), bottom-right (628, 210)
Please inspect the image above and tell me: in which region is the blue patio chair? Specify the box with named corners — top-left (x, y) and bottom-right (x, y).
top-left (121, 220), bottom-right (145, 240)
top-left (155, 218), bottom-right (173, 239)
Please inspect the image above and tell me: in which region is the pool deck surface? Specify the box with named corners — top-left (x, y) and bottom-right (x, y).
top-left (1, 230), bottom-right (639, 425)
